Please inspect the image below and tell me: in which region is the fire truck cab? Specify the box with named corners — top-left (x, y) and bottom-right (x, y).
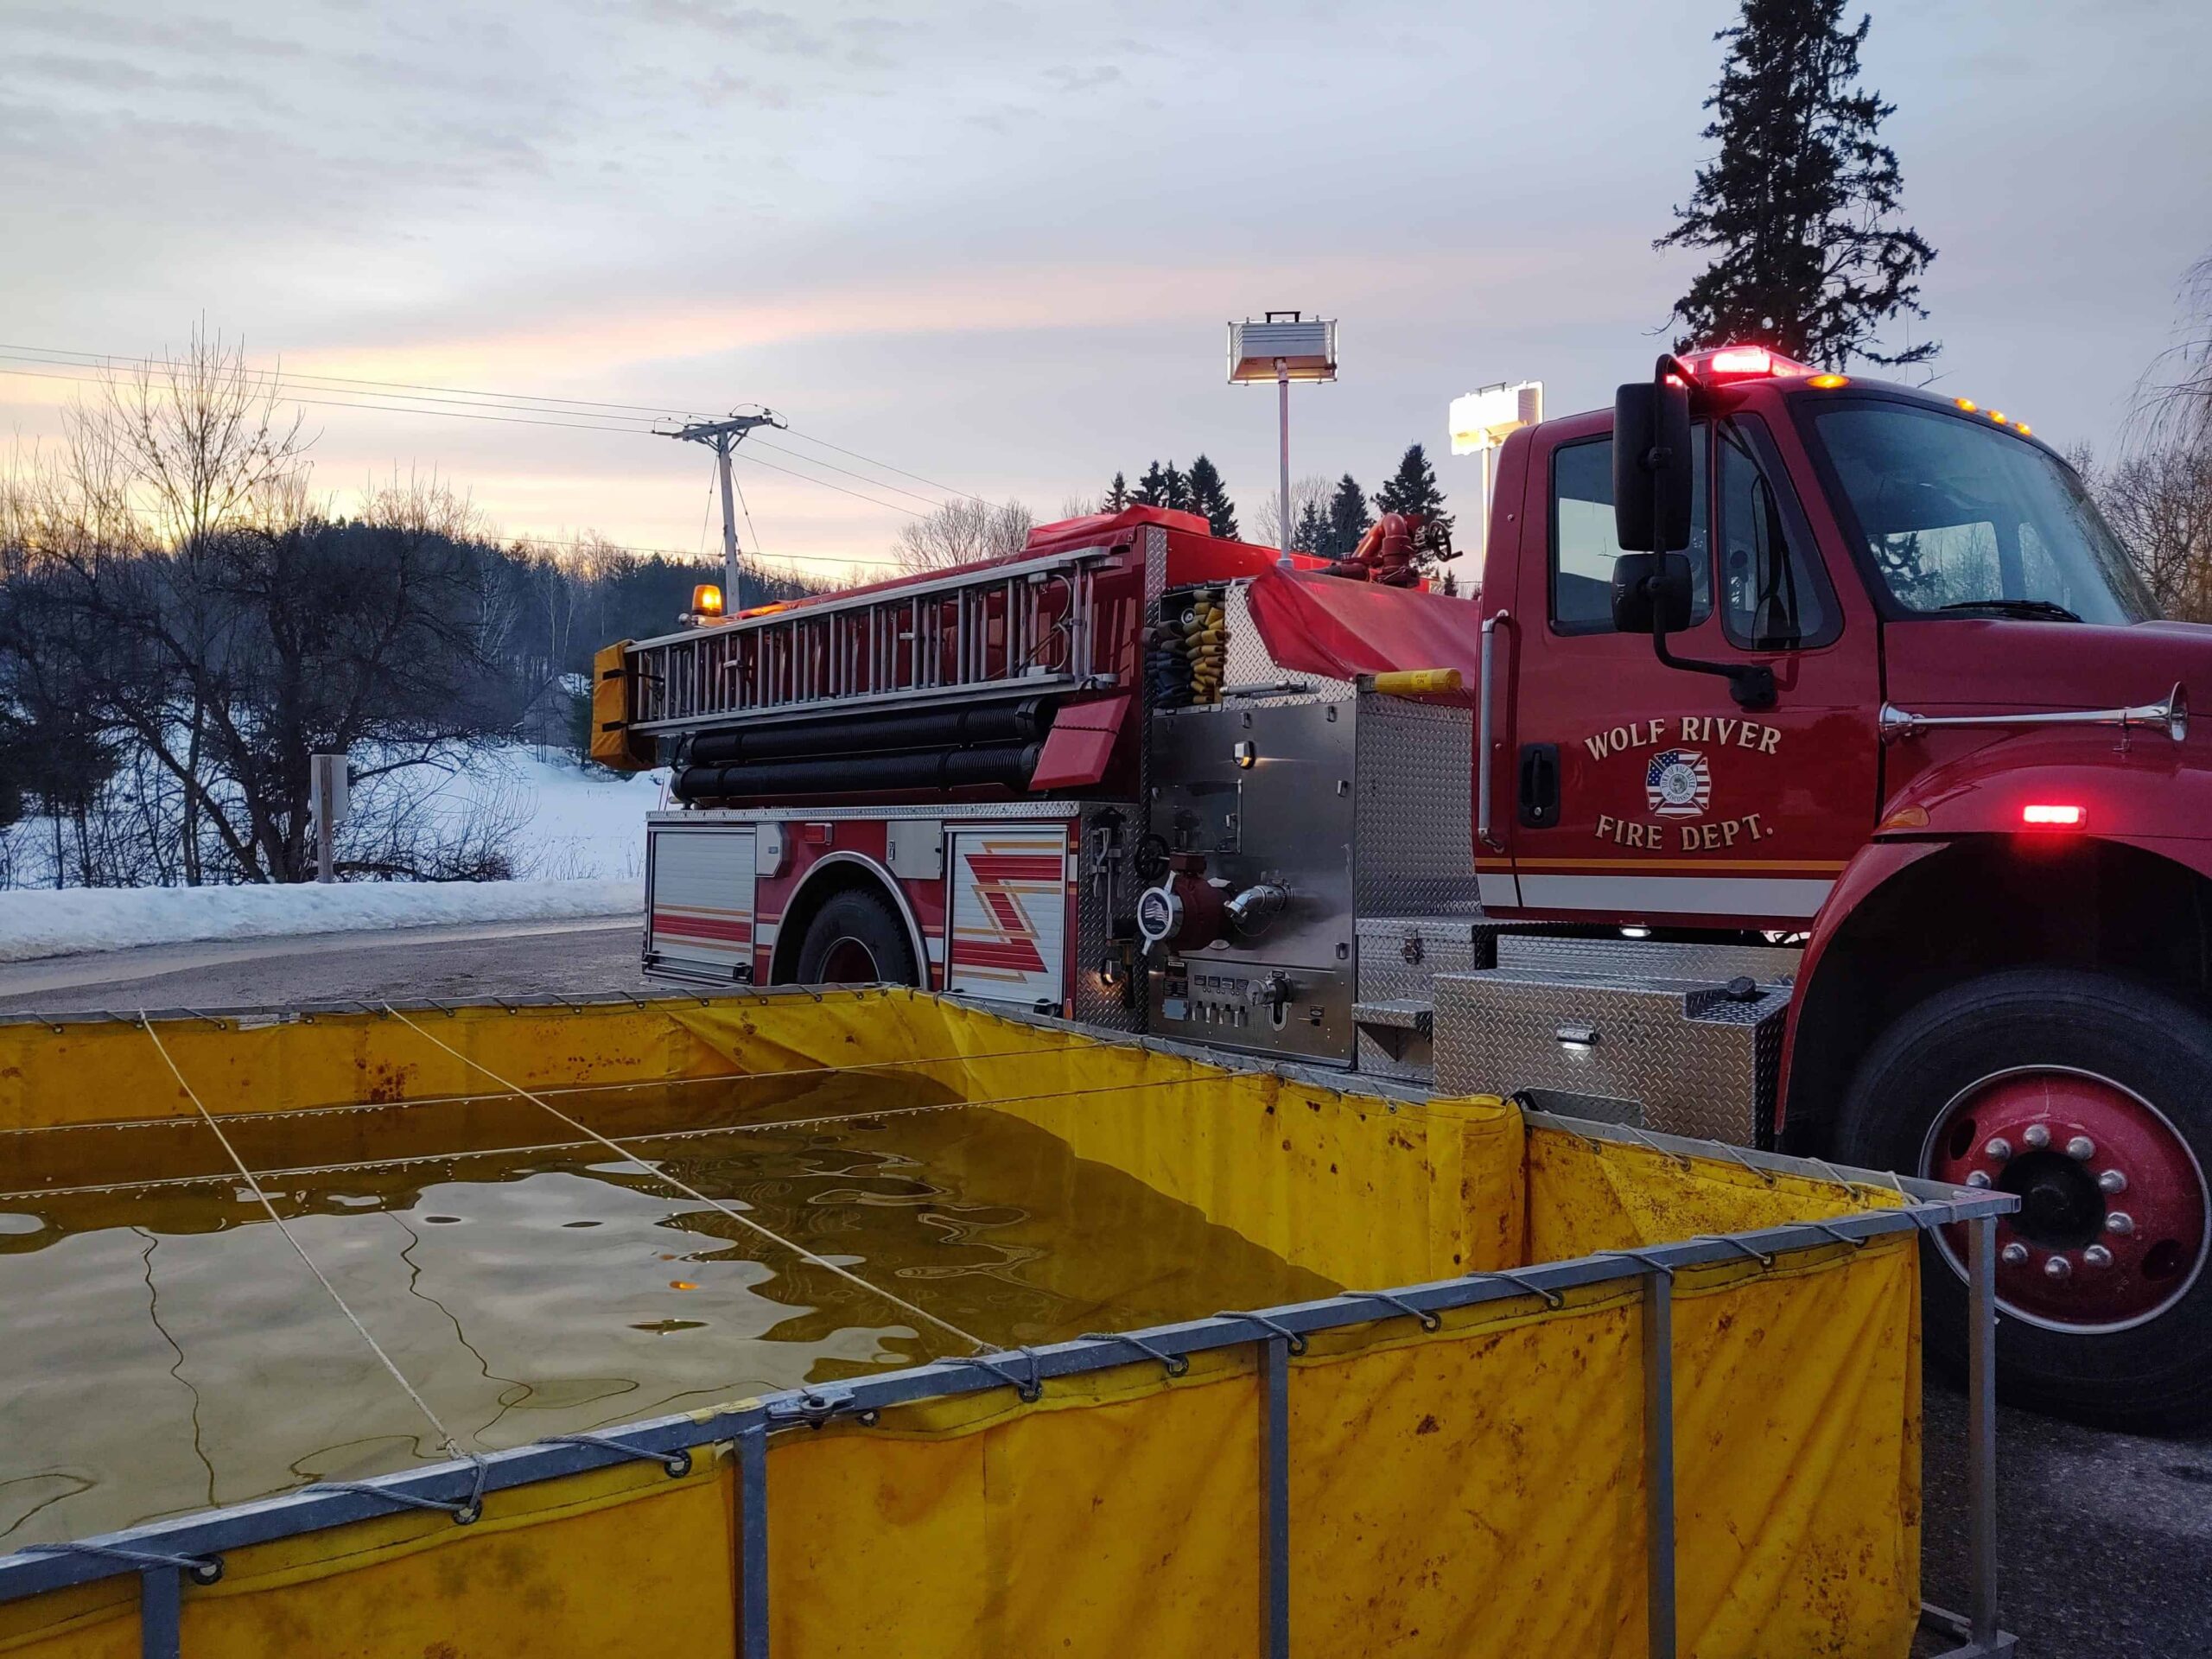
top-left (599, 348), bottom-right (2212, 1427)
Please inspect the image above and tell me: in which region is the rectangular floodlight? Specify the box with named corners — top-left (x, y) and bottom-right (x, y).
top-left (1229, 314), bottom-right (1337, 384)
top-left (1450, 380), bottom-right (1544, 454)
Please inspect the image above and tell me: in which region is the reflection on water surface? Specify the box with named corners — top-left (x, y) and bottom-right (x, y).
top-left (0, 1071), bottom-right (1332, 1544)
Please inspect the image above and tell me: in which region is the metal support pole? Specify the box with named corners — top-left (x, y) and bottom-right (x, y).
top-left (1477, 445), bottom-right (1492, 582)
top-left (656, 410), bottom-right (781, 618)
top-left (715, 436), bottom-right (743, 613)
top-left (739, 1426), bottom-right (770, 1659)
top-left (1642, 1268), bottom-right (1676, 1659)
top-left (1275, 359), bottom-right (1292, 563)
top-left (139, 1566), bottom-right (181, 1659)
top-left (1967, 1217), bottom-right (1999, 1647)
top-left (1260, 1336), bottom-right (1290, 1659)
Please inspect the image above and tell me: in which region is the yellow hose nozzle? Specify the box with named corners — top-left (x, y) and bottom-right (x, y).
top-left (1364, 668), bottom-right (1464, 696)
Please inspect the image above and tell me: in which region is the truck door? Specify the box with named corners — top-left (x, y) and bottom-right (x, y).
top-left (1503, 410), bottom-right (1879, 927)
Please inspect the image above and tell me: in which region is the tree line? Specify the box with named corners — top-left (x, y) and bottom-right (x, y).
top-left (0, 333), bottom-right (824, 888)
top-left (1095, 443), bottom-right (1456, 563)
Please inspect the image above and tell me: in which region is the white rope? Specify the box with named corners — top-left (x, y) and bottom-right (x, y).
top-left (139, 1014), bottom-right (467, 1460)
top-left (378, 1004), bottom-right (991, 1353)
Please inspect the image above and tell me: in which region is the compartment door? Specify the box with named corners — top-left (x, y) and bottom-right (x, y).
top-left (645, 824), bottom-right (758, 982)
top-left (944, 825), bottom-right (1069, 1007)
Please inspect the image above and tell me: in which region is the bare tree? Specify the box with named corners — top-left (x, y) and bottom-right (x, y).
top-left (890, 498), bottom-right (1033, 574)
top-left (1249, 474), bottom-right (1330, 552)
top-left (63, 327), bottom-right (312, 881)
top-left (2077, 442), bottom-right (2212, 623)
top-left (0, 352), bottom-right (523, 885)
top-left (2136, 252), bottom-right (2212, 457)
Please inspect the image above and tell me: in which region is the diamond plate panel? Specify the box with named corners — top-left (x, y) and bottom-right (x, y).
top-left (1353, 914), bottom-right (1491, 1005)
top-left (1217, 580), bottom-right (1356, 706)
top-left (1493, 934), bottom-right (1801, 985)
top-left (1353, 696), bottom-right (1484, 916)
top-left (1071, 803), bottom-right (1143, 1033)
top-left (1431, 969), bottom-right (1787, 1146)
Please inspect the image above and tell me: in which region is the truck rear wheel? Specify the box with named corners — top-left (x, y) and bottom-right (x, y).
top-left (789, 887), bottom-right (920, 987)
top-left (1834, 968), bottom-right (2212, 1427)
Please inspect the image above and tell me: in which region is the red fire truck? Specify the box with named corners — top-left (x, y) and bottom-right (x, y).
top-left (595, 345), bottom-right (2209, 1426)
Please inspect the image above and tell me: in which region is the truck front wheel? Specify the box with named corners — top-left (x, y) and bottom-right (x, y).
top-left (1834, 967), bottom-right (2212, 1428)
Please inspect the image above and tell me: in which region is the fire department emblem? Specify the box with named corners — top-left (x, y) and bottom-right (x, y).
top-left (1644, 749), bottom-right (1712, 818)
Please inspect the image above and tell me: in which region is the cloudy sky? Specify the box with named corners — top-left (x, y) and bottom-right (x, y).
top-left (3, 0), bottom-right (2208, 580)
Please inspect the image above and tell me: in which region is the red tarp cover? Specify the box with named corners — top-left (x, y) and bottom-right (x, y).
top-left (1242, 567), bottom-right (1487, 683)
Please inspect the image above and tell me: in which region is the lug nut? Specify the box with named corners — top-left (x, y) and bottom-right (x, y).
top-left (2066, 1135), bottom-right (2096, 1161)
top-left (1984, 1136), bottom-right (2013, 1161)
top-left (1966, 1170), bottom-right (1993, 1188)
top-left (2107, 1211), bottom-right (2136, 1237)
top-left (2083, 1245), bottom-right (2114, 1268)
top-left (2098, 1169), bottom-right (2128, 1194)
top-left (2023, 1124), bottom-right (2051, 1149)
top-left (2044, 1255), bottom-right (2072, 1281)
top-left (2001, 1242), bottom-right (2030, 1266)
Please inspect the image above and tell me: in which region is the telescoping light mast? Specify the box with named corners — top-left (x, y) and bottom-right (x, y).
top-left (1228, 313), bottom-right (1337, 561)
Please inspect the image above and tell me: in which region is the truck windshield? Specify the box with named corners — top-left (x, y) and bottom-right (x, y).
top-left (1810, 401), bottom-right (2154, 625)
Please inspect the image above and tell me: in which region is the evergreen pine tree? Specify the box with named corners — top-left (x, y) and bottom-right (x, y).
top-left (1293, 499), bottom-right (1326, 555)
top-left (1185, 454), bottom-right (1238, 538)
top-left (1656, 0), bottom-right (1936, 369)
top-left (1134, 461), bottom-right (1169, 507)
top-left (1163, 463), bottom-right (1190, 514)
top-left (1374, 444), bottom-right (1451, 542)
top-left (1323, 474), bottom-right (1371, 559)
top-left (1105, 471), bottom-right (1129, 511)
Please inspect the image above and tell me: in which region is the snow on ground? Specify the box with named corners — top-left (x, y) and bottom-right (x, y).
top-left (0, 877), bottom-right (642, 963)
top-left (0, 747), bottom-right (662, 962)
top-left (451, 749), bottom-right (669, 880)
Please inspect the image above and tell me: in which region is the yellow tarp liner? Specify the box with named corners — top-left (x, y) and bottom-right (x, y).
top-left (0, 990), bottom-right (1923, 1659)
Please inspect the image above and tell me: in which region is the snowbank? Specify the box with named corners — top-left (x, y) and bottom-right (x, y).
top-left (0, 878), bottom-right (641, 964)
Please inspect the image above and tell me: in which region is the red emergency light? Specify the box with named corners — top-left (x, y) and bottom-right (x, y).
top-left (1681, 346), bottom-right (1816, 382)
top-left (2022, 803), bottom-right (2086, 828)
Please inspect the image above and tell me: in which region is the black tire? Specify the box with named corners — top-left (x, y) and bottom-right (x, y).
top-left (789, 886), bottom-right (920, 987)
top-left (1833, 967), bottom-right (2212, 1428)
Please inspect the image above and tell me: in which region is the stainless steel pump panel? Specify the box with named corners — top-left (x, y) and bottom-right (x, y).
top-left (1431, 969), bottom-right (1790, 1147)
top-left (1147, 695), bottom-right (1357, 1062)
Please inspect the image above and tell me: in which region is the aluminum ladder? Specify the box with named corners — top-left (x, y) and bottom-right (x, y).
top-left (623, 546), bottom-right (1121, 737)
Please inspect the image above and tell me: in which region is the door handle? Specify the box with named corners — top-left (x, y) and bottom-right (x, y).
top-left (1518, 743), bottom-right (1560, 829)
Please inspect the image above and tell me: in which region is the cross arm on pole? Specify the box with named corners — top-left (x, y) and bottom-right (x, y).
top-left (655, 410), bottom-right (786, 612)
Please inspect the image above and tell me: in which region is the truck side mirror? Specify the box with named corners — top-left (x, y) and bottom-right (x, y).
top-left (1612, 378), bottom-right (1694, 553)
top-left (1610, 552), bottom-right (1694, 635)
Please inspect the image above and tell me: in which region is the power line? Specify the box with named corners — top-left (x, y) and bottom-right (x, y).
top-left (779, 424), bottom-right (995, 505)
top-left (0, 362), bottom-right (929, 516)
top-left (0, 362), bottom-right (942, 519)
top-left (0, 342), bottom-right (715, 423)
top-left (1, 345), bottom-right (991, 505)
top-left (0, 364), bottom-right (652, 436)
top-left (729, 447), bottom-right (924, 517)
top-left (730, 474), bottom-right (764, 572)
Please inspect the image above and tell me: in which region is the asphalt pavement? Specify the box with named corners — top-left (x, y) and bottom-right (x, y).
top-left (3, 922), bottom-right (2209, 1656)
top-left (0, 916), bottom-right (655, 1014)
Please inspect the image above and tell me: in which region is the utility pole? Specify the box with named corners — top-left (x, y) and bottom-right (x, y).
top-left (657, 410), bottom-right (785, 611)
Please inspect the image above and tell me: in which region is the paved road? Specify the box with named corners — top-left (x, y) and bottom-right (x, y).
top-left (4, 925), bottom-right (2209, 1655)
top-left (0, 917), bottom-right (654, 1015)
